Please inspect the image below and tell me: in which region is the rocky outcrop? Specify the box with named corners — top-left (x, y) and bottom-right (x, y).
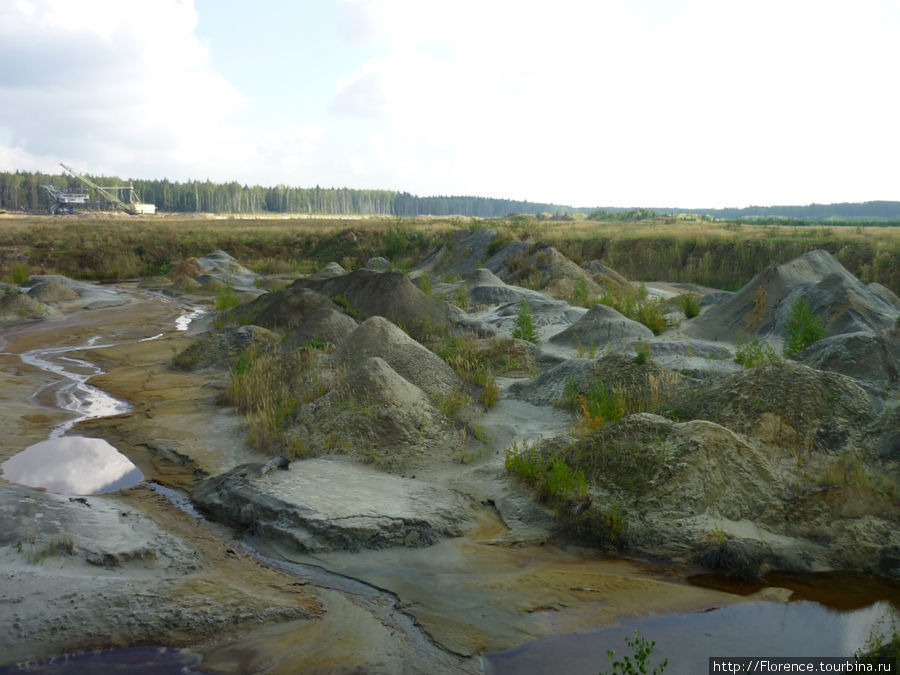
top-left (193, 458), bottom-right (473, 553)
top-left (792, 331), bottom-right (900, 386)
top-left (173, 325), bottom-right (280, 370)
top-left (19, 274), bottom-right (129, 310)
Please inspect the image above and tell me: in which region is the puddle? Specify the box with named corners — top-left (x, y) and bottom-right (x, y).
top-left (1, 436), bottom-right (143, 494)
top-left (486, 600), bottom-right (899, 675)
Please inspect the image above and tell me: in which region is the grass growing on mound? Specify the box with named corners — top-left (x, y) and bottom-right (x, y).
top-left (734, 338), bottom-right (780, 368)
top-left (226, 341), bottom-right (334, 454)
top-left (430, 331), bottom-right (500, 408)
top-left (676, 291), bottom-right (701, 318)
top-left (597, 284), bottom-right (667, 335)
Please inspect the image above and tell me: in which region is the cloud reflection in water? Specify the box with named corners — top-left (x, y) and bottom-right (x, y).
top-left (1, 436), bottom-right (143, 495)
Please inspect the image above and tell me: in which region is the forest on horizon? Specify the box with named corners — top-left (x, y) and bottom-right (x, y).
top-left (1, 169), bottom-right (899, 222)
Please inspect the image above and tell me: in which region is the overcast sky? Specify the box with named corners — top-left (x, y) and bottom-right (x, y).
top-left (1, 0), bottom-right (898, 208)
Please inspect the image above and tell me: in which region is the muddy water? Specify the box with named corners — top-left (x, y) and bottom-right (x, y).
top-left (1, 299), bottom-right (204, 495)
top-left (486, 600), bottom-right (899, 675)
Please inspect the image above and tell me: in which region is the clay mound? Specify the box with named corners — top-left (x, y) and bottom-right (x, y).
top-left (593, 353), bottom-right (683, 410)
top-left (792, 331), bottom-right (900, 385)
top-left (0, 292), bottom-right (60, 321)
top-left (168, 275), bottom-right (200, 294)
top-left (26, 280), bottom-right (79, 303)
top-left (193, 458), bottom-right (473, 553)
top-left (508, 358), bottom-right (599, 406)
top-left (229, 285), bottom-right (357, 349)
top-left (558, 413), bottom-right (777, 521)
top-left (294, 269), bottom-right (450, 333)
top-left (195, 250), bottom-right (255, 276)
top-left (583, 260), bottom-right (632, 289)
top-left (502, 246), bottom-right (604, 297)
top-left (670, 360), bottom-right (877, 453)
top-left (20, 274), bottom-right (128, 310)
top-left (549, 304), bottom-right (653, 347)
top-left (312, 262), bottom-right (347, 279)
top-left (416, 228), bottom-right (501, 278)
top-left (173, 325), bottom-right (279, 370)
top-left (467, 268), bottom-right (551, 306)
top-left (196, 278), bottom-right (227, 295)
top-left (868, 282), bottom-right (900, 310)
top-left (291, 357), bottom-right (456, 471)
top-left (365, 256), bottom-right (391, 272)
top-left (330, 316), bottom-right (465, 398)
top-left (684, 250), bottom-right (898, 341)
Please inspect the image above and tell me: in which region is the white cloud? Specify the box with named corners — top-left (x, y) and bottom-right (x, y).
top-left (1, 0), bottom-right (897, 206)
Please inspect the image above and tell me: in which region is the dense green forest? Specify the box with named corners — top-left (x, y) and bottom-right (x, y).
top-left (0, 170), bottom-right (569, 218)
top-left (593, 202), bottom-right (900, 222)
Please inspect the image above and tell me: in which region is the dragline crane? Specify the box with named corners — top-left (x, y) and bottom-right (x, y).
top-left (40, 164), bottom-right (156, 215)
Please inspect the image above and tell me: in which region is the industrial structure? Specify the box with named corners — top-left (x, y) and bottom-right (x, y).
top-left (40, 163), bottom-right (156, 215)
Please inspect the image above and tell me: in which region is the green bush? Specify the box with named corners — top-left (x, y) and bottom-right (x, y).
top-left (784, 297), bottom-right (825, 355)
top-left (633, 341), bottom-right (651, 365)
top-left (511, 300), bottom-right (539, 343)
top-left (676, 292), bottom-right (701, 319)
top-left (601, 629), bottom-right (668, 675)
top-left (734, 338), bottom-right (780, 368)
top-left (11, 262), bottom-right (28, 284)
top-left (215, 285), bottom-right (240, 311)
top-left (572, 275), bottom-right (592, 307)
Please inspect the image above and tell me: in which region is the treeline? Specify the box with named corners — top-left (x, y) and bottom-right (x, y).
top-left (589, 202), bottom-right (900, 222)
top-left (0, 170), bottom-right (569, 217)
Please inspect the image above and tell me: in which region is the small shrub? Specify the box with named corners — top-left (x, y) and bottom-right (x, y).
top-left (480, 371), bottom-right (499, 408)
top-left (11, 262), bottom-right (28, 284)
top-left (784, 296), bottom-right (825, 355)
top-left (601, 629), bottom-right (668, 675)
top-left (633, 341), bottom-right (651, 365)
top-left (734, 338), bottom-right (780, 368)
top-left (539, 458), bottom-right (588, 503)
top-left (215, 285), bottom-right (240, 312)
top-left (676, 292), bottom-right (701, 319)
top-left (433, 388), bottom-right (471, 417)
top-left (511, 300), bottom-right (538, 343)
top-left (572, 275), bottom-right (592, 307)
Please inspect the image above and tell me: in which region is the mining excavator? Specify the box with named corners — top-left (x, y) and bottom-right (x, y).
top-left (40, 163), bottom-right (156, 215)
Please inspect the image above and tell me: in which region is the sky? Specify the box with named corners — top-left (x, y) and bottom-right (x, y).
top-left (1, 0), bottom-right (899, 209)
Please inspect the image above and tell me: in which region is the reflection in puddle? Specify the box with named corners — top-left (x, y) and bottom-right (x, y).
top-left (486, 600), bottom-right (899, 675)
top-left (2, 436), bottom-right (143, 494)
top-left (5, 335), bottom-right (142, 495)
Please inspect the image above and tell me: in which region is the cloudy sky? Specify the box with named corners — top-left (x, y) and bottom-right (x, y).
top-left (1, 0), bottom-right (898, 208)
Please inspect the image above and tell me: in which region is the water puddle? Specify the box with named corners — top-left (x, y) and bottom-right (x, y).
top-left (2, 306), bottom-right (204, 495)
top-left (486, 600), bottom-right (899, 675)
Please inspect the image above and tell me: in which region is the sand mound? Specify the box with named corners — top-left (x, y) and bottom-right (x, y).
top-left (528, 411), bottom-right (899, 575)
top-left (467, 268), bottom-right (551, 306)
top-left (559, 413), bottom-right (777, 521)
top-left (291, 357), bottom-right (457, 471)
top-left (26, 280), bottom-right (79, 303)
top-left (549, 304), bottom-right (653, 347)
top-left (0, 292), bottom-right (60, 321)
top-left (503, 246), bottom-right (604, 298)
top-left (684, 250), bottom-right (898, 342)
top-left (793, 331), bottom-right (900, 385)
top-left (229, 285), bottom-right (357, 349)
top-left (195, 250), bottom-right (254, 276)
top-left (416, 228), bottom-right (501, 278)
top-left (868, 282), bottom-right (900, 310)
top-left (312, 262), bottom-right (347, 279)
top-left (294, 269), bottom-right (450, 333)
top-left (173, 325), bottom-right (279, 370)
top-left (670, 360), bottom-right (877, 453)
top-left (330, 316), bottom-right (465, 398)
top-left (508, 353), bottom-right (681, 411)
top-left (365, 256), bottom-right (391, 272)
top-left (583, 260), bottom-right (632, 289)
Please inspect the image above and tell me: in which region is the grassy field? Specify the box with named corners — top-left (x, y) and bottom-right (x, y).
top-left (1, 212), bottom-right (898, 294)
